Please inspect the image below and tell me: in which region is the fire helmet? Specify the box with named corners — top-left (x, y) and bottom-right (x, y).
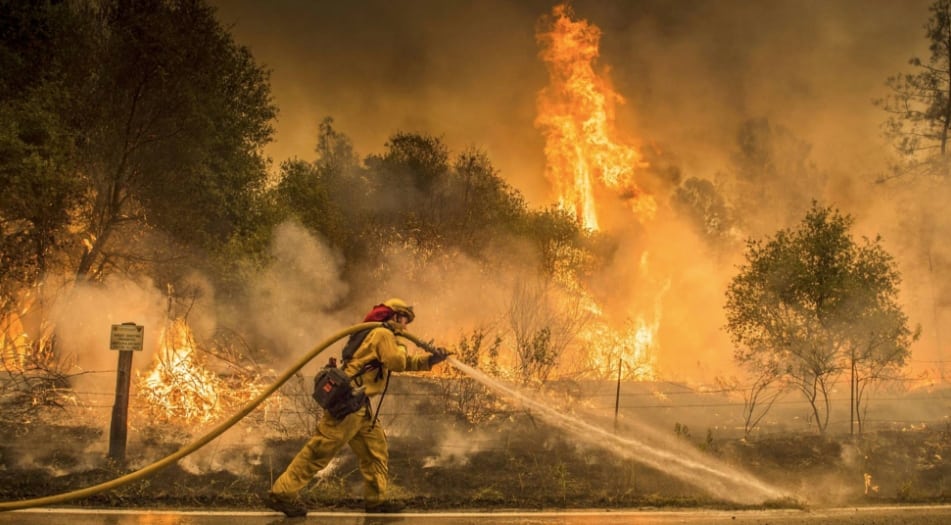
top-left (383, 298), bottom-right (415, 323)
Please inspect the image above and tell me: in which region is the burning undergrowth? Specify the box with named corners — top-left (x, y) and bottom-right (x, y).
top-left (136, 318), bottom-right (270, 428)
top-left (2, 373), bottom-right (950, 510)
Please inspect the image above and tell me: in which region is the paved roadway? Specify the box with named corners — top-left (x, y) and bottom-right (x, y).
top-left (2, 507), bottom-right (951, 524)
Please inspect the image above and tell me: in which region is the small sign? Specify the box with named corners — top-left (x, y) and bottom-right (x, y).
top-left (110, 323), bottom-right (144, 352)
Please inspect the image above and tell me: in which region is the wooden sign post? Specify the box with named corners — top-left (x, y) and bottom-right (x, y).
top-left (108, 322), bottom-right (144, 463)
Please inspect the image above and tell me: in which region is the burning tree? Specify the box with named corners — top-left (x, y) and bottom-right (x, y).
top-left (529, 3), bottom-right (668, 381)
top-left (139, 318), bottom-right (222, 424)
top-left (725, 203), bottom-right (918, 435)
top-left (0, 316), bottom-right (73, 425)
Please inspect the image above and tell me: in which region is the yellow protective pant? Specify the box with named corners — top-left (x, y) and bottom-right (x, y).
top-left (270, 405), bottom-right (389, 504)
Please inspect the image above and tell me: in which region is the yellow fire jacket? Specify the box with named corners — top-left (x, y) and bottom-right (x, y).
top-left (343, 326), bottom-right (432, 397)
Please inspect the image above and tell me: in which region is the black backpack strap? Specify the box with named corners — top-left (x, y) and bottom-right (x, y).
top-left (341, 328), bottom-right (373, 362)
top-left (341, 323), bottom-right (398, 363)
top-left (350, 359), bottom-right (383, 386)
top-left (340, 323), bottom-right (398, 425)
top-left (369, 370), bottom-right (392, 431)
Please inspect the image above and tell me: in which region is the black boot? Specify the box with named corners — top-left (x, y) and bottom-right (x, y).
top-left (263, 492), bottom-right (308, 517)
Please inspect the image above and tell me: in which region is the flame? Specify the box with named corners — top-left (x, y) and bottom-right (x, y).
top-left (574, 259), bottom-right (668, 381)
top-left (1, 291), bottom-right (54, 372)
top-left (864, 473), bottom-right (879, 495)
top-left (585, 316), bottom-right (658, 380)
top-left (0, 310), bottom-right (29, 370)
top-left (534, 4), bottom-right (665, 381)
top-left (139, 318), bottom-right (222, 424)
top-left (535, 3), bottom-right (655, 231)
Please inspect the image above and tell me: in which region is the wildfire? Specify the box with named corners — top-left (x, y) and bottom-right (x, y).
top-left (139, 318), bottom-right (222, 424)
top-left (0, 291), bottom-right (55, 372)
top-left (585, 317), bottom-right (658, 381)
top-left (567, 256), bottom-right (668, 381)
top-left (0, 310), bottom-right (29, 370)
top-left (535, 5), bottom-right (667, 380)
top-left (535, 3), bottom-right (655, 231)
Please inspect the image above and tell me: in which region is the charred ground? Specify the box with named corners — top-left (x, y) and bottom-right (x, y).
top-left (1, 378), bottom-right (950, 512)
top-left (1, 421), bottom-right (949, 511)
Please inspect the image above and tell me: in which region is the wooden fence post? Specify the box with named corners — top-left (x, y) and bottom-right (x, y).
top-left (108, 350), bottom-right (134, 462)
top-left (108, 322), bottom-right (144, 463)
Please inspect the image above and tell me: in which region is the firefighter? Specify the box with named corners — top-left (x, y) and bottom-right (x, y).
top-left (264, 298), bottom-right (449, 517)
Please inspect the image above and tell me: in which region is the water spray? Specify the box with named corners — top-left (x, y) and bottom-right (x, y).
top-left (397, 333), bottom-right (793, 505)
top-left (454, 358), bottom-right (788, 503)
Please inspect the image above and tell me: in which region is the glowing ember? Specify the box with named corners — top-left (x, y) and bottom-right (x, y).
top-left (864, 473), bottom-right (879, 495)
top-left (535, 3), bottom-right (654, 231)
top-left (139, 318), bottom-right (222, 424)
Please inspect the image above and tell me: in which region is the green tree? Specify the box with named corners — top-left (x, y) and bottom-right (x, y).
top-left (0, 2), bottom-right (90, 311)
top-left (356, 131), bottom-right (532, 274)
top-left (75, 0), bottom-right (276, 280)
top-left (0, 0), bottom-right (277, 291)
top-left (725, 203), bottom-right (917, 435)
top-left (363, 132), bottom-right (451, 238)
top-left (876, 0), bottom-right (951, 177)
top-left (0, 96), bottom-right (78, 312)
top-left (272, 117), bottom-right (372, 271)
top-left (842, 242), bottom-right (920, 434)
top-left (354, 131), bottom-right (453, 277)
top-left (875, 0), bottom-right (951, 381)
top-left (520, 207), bottom-right (585, 277)
top-left (442, 147), bottom-right (526, 253)
top-left (274, 159), bottom-right (345, 248)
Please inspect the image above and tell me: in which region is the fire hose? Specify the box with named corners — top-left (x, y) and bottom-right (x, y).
top-left (0, 321), bottom-right (438, 512)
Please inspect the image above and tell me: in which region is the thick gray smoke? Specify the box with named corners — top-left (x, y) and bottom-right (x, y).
top-left (246, 221), bottom-right (351, 364)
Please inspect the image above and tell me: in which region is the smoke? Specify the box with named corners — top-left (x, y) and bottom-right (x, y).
top-left (213, 0), bottom-right (930, 199)
top-left (49, 274), bottom-right (168, 384)
top-left (178, 432), bottom-right (265, 477)
top-left (371, 245), bottom-right (513, 343)
top-left (422, 426), bottom-right (491, 468)
top-left (246, 221), bottom-right (350, 363)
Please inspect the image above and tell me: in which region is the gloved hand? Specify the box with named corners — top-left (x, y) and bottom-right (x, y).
top-left (428, 347), bottom-right (450, 366)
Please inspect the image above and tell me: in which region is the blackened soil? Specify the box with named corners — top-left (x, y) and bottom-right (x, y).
top-left (1, 417), bottom-right (950, 511)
